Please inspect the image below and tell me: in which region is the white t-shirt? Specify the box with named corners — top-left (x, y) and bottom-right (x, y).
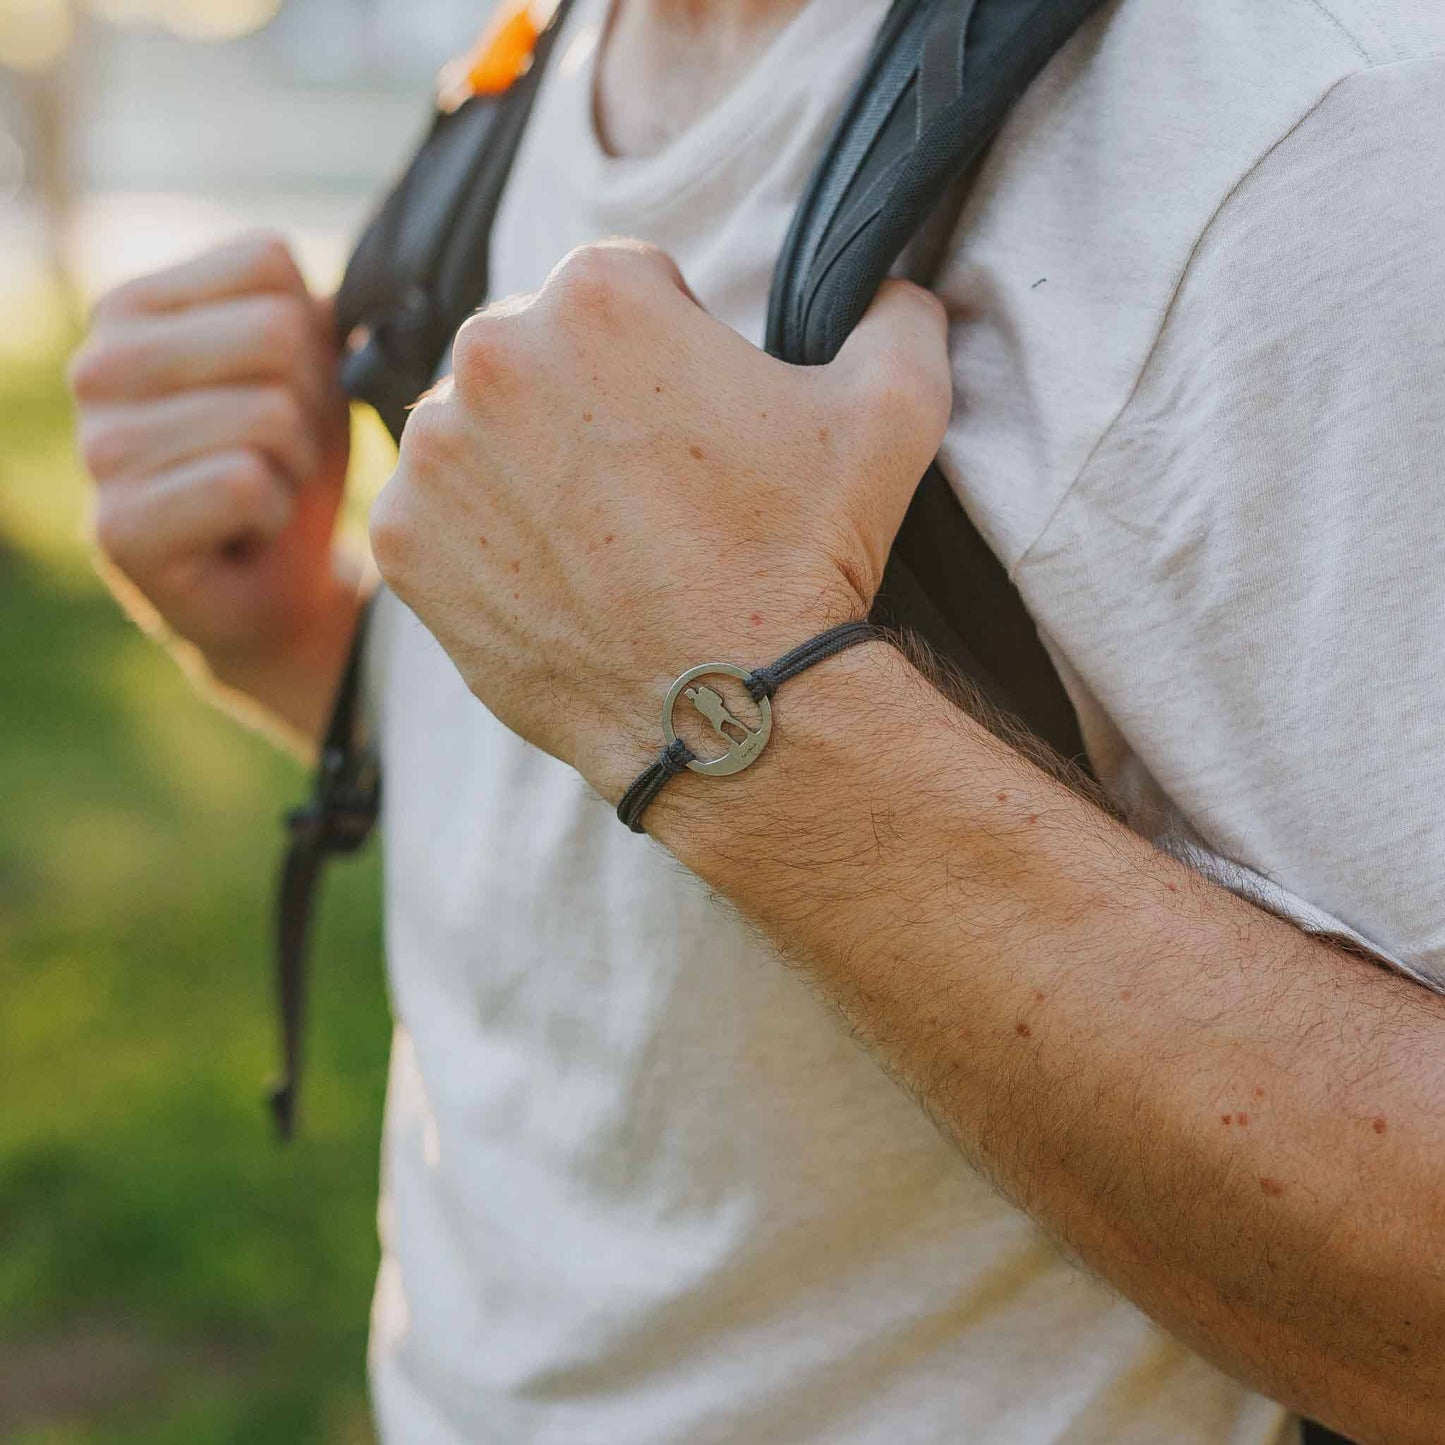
top-left (366, 1), bottom-right (1445, 1440)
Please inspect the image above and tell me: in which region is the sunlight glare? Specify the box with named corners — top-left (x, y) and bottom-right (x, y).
top-left (0, 0), bottom-right (74, 72)
top-left (162, 0), bottom-right (283, 41)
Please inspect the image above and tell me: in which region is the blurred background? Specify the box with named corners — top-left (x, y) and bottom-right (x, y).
top-left (0, 2), bottom-right (484, 1439)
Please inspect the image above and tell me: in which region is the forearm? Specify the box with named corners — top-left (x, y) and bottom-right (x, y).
top-left (638, 640), bottom-right (1445, 1441)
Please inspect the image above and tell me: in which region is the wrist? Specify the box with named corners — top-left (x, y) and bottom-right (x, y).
top-left (204, 551), bottom-right (369, 747)
top-left (604, 633), bottom-right (939, 862)
top-left (574, 575), bottom-right (872, 796)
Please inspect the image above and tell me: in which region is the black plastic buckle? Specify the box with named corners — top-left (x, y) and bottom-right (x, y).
top-left (286, 745), bottom-right (379, 856)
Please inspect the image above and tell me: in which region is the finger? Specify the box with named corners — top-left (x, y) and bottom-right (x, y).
top-left (827, 279), bottom-right (953, 454)
top-left (71, 294), bottom-right (332, 415)
top-left (830, 278), bottom-right (950, 384)
top-left (90, 232), bottom-right (306, 324)
top-left (94, 449), bottom-right (295, 573)
top-left (79, 384), bottom-right (322, 491)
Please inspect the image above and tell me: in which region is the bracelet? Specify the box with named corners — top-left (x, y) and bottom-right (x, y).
top-left (616, 619), bottom-right (881, 833)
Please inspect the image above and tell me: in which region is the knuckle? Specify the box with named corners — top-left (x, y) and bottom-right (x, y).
top-left (253, 295), bottom-right (310, 359)
top-left (399, 394), bottom-right (462, 474)
top-left (218, 451), bottom-right (275, 517)
top-left (548, 244), bottom-right (633, 313)
top-left (451, 312), bottom-right (516, 393)
top-left (77, 415), bottom-right (126, 478)
top-left (88, 280), bottom-right (143, 327)
top-left (367, 481), bottom-right (417, 579)
top-left (67, 339), bottom-right (115, 402)
top-left (254, 384), bottom-right (308, 446)
top-left (239, 230), bottom-right (302, 291)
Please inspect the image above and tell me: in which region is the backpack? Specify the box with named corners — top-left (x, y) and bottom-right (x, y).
top-left (272, 12), bottom-right (1359, 1440)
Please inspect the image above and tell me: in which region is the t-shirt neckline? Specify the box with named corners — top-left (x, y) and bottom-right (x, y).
top-left (564, 0), bottom-right (889, 223)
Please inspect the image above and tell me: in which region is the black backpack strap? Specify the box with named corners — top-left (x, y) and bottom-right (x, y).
top-left (768, 0), bottom-right (1108, 360)
top-left (269, 594), bottom-right (379, 1138)
top-left (268, 0), bottom-right (577, 1137)
top-left (1302, 1424), bottom-right (1355, 1445)
top-left (336, 0), bottom-right (578, 443)
top-left (766, 0), bottom-right (1106, 764)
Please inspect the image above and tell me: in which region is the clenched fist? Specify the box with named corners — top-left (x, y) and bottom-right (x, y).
top-left (369, 239), bottom-right (951, 796)
top-left (70, 232), bottom-right (360, 739)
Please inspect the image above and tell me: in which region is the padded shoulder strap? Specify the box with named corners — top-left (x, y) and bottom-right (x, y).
top-left (768, 0), bottom-right (1108, 363)
top-left (767, 0), bottom-right (1107, 762)
top-left (335, 0), bottom-right (576, 441)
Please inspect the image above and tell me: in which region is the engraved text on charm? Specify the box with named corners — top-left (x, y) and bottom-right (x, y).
top-left (662, 662), bottom-right (773, 777)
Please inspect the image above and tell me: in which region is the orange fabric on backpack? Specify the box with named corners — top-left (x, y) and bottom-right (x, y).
top-left (437, 0), bottom-right (553, 110)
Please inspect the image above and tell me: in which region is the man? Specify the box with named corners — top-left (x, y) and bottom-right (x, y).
top-left (69, 0), bottom-right (1445, 1439)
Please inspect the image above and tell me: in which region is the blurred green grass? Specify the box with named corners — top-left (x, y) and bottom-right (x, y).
top-left (0, 291), bottom-right (392, 1443)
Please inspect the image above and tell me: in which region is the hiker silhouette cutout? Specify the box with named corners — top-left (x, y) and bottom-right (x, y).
top-left (685, 685), bottom-right (758, 745)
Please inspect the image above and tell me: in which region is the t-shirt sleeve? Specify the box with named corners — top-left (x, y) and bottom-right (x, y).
top-left (1015, 56), bottom-right (1445, 988)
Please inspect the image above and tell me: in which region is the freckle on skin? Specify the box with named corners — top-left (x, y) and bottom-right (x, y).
top-left (512, 591), bottom-right (520, 601)
top-left (654, 385), bottom-right (663, 393)
top-left (1015, 1022), bottom-right (1031, 1038)
top-left (1027, 815), bottom-right (1039, 824)
top-left (1221, 1114), bottom-right (1232, 1125)
top-left (1237, 1112), bottom-right (1249, 1126)
top-left (582, 411), bottom-right (593, 423)
top-left (1254, 1087), bottom-right (1266, 1100)
top-left (817, 427), bottom-right (830, 445)
top-left (1034, 991), bottom-right (1047, 1003)
top-left (604, 534), bottom-right (615, 545)
top-left (996, 792), bottom-right (1009, 803)
top-left (1120, 989), bottom-right (1133, 1002)
top-left (1259, 1177), bottom-right (1286, 1197)
top-left (1165, 882), bottom-right (1179, 893)
top-left (509, 560), bottom-right (521, 573)
top-left (478, 535), bottom-right (488, 547)
top-left (1374, 1117), bottom-right (1388, 1134)
top-left (750, 613), bottom-right (763, 627)
top-left (689, 444), bottom-right (705, 461)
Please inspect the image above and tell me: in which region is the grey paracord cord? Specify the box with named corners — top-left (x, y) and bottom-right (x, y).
top-left (617, 619), bottom-right (881, 833)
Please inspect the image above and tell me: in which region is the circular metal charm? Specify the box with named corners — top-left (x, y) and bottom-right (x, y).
top-left (662, 662), bottom-right (773, 777)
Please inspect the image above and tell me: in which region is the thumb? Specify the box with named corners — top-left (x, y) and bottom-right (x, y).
top-left (827, 278), bottom-right (953, 461)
